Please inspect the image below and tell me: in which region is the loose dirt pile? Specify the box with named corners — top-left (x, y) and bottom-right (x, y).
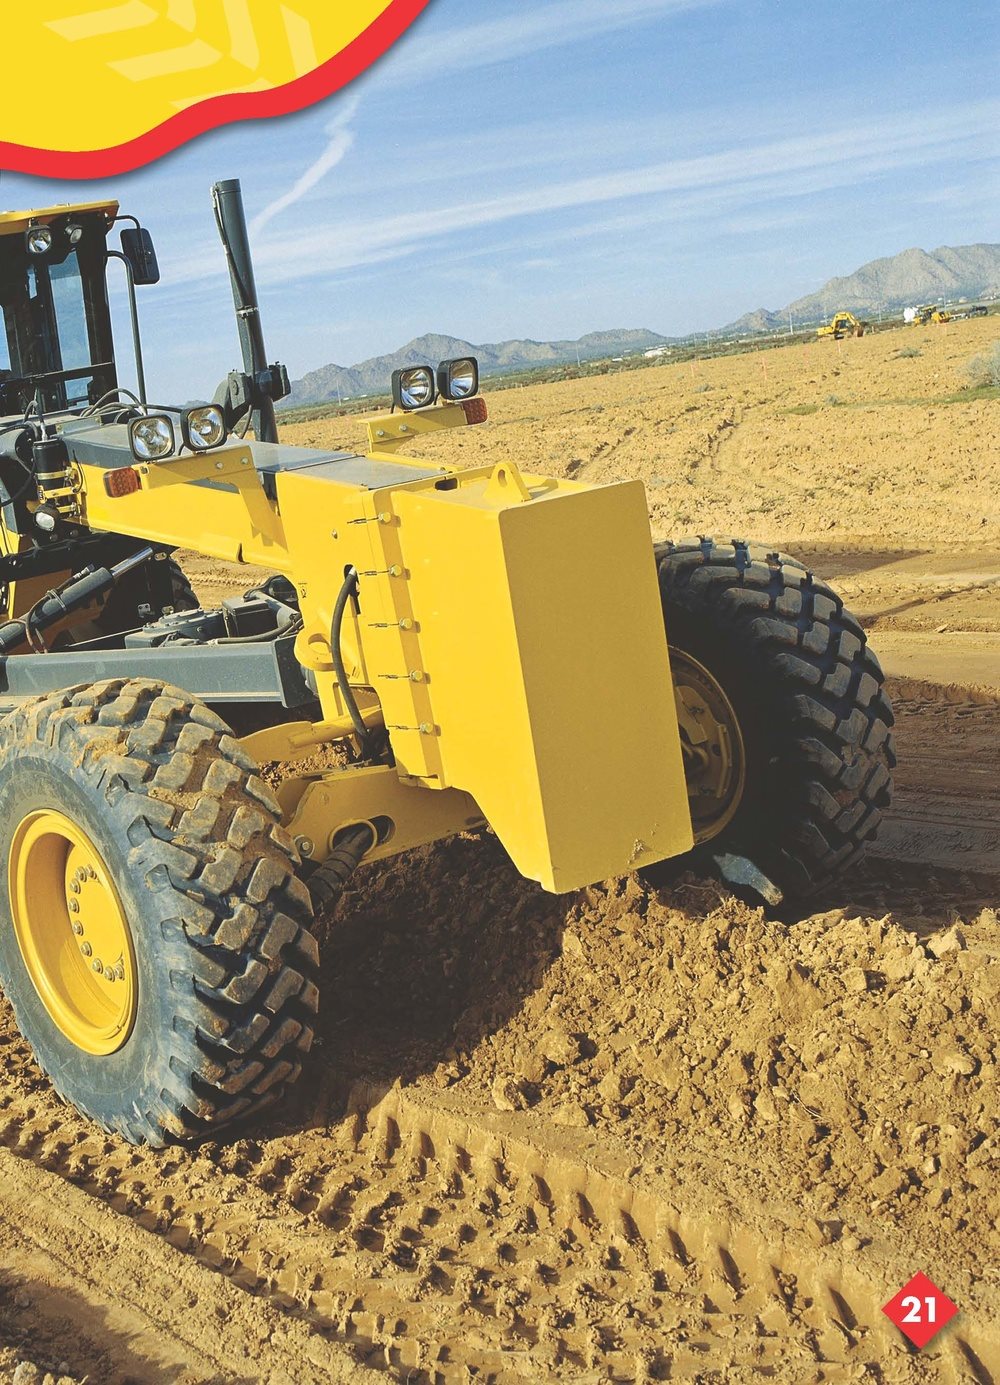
top-left (1, 320), bottom-right (998, 1381)
top-left (409, 866), bottom-right (999, 1291)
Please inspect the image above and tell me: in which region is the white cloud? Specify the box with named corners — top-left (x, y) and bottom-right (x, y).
top-left (243, 99), bottom-right (999, 278)
top-left (249, 91), bottom-right (363, 235)
top-left (238, 0), bottom-right (722, 239)
top-left (392, 0), bottom-right (724, 82)
top-left (159, 98), bottom-right (998, 297)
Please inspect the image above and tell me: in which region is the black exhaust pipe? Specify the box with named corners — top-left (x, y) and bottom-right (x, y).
top-left (212, 179), bottom-right (279, 445)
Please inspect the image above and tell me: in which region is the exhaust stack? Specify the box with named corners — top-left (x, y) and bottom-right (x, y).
top-left (212, 178), bottom-right (282, 444)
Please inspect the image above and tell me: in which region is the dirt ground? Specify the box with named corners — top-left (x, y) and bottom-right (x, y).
top-left (1, 318), bottom-right (998, 1382)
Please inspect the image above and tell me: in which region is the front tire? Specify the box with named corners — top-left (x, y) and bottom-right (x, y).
top-left (655, 539), bottom-right (894, 899)
top-left (0, 679), bottom-right (318, 1145)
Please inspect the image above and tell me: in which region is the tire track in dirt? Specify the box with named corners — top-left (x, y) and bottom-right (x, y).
top-left (0, 1059), bottom-right (994, 1381)
top-left (875, 681), bottom-right (1000, 874)
top-left (0, 1144), bottom-right (376, 1385)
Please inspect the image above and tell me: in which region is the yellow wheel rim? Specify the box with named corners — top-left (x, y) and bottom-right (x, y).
top-left (672, 650), bottom-right (747, 844)
top-left (8, 810), bottom-right (136, 1056)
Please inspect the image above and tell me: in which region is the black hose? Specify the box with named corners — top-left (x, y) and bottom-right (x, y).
top-left (306, 822), bottom-right (377, 914)
top-left (330, 565), bottom-right (374, 756)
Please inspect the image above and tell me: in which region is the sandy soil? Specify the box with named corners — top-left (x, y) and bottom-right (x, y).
top-left (1, 318), bottom-right (998, 1382)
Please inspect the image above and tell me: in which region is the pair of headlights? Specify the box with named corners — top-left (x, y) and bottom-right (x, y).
top-left (25, 221), bottom-right (84, 255)
top-left (128, 405), bottom-right (228, 463)
top-left (391, 356), bottom-right (479, 411)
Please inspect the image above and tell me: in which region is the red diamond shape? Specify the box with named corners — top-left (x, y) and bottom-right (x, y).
top-left (882, 1272), bottom-right (958, 1348)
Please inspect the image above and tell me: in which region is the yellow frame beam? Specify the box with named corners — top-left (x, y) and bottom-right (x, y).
top-left (365, 401), bottom-right (477, 454)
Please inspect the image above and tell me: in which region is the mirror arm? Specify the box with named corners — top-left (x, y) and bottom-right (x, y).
top-left (106, 250), bottom-right (147, 406)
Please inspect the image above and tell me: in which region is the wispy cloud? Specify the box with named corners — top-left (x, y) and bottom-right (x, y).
top-left (242, 0), bottom-right (720, 237)
top-left (392, 0), bottom-right (724, 82)
top-left (249, 92), bottom-right (362, 235)
top-left (221, 99), bottom-right (998, 285)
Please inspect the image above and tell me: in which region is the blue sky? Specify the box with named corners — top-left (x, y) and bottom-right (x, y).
top-left (1, 0), bottom-right (997, 401)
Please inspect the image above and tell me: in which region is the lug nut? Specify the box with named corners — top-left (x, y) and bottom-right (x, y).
top-left (92, 959), bottom-right (103, 975)
top-left (115, 963), bottom-right (125, 980)
top-left (80, 942), bottom-right (92, 957)
top-left (72, 922), bottom-right (84, 936)
top-left (68, 898), bottom-right (79, 913)
top-left (69, 881), bottom-right (80, 895)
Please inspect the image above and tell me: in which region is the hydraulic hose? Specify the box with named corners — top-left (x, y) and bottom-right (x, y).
top-left (0, 546), bottom-right (154, 654)
top-left (330, 565), bottom-right (376, 757)
top-left (306, 822), bottom-right (377, 915)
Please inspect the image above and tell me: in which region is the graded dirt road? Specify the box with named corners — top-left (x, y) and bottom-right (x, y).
top-left (1, 319), bottom-right (998, 1382)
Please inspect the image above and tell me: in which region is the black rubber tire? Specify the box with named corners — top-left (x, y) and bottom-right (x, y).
top-left (96, 554), bottom-right (198, 635)
top-left (653, 538), bottom-right (895, 899)
top-left (0, 678), bottom-right (318, 1146)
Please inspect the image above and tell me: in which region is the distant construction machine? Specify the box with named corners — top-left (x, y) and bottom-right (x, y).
top-left (908, 305), bottom-right (951, 326)
top-left (816, 312), bottom-right (867, 340)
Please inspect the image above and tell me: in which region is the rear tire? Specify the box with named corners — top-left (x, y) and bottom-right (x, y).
top-left (653, 539), bottom-right (894, 899)
top-left (0, 679), bottom-right (318, 1145)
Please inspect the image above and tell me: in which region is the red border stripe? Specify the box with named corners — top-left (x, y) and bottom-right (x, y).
top-left (0, 0), bottom-right (430, 180)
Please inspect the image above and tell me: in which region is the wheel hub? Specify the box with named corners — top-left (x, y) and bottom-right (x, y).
top-left (8, 810), bottom-right (136, 1055)
top-left (672, 650), bottom-right (747, 843)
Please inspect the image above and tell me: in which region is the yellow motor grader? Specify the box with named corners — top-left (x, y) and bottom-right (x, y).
top-left (0, 182), bottom-right (894, 1144)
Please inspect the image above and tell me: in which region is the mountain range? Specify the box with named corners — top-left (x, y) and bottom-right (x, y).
top-left (284, 329), bottom-right (668, 407)
top-left (283, 243), bottom-right (999, 407)
top-left (723, 242), bottom-right (1000, 335)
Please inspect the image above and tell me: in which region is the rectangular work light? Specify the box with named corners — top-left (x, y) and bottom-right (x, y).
top-left (128, 414), bottom-right (176, 462)
top-left (437, 357), bottom-right (479, 401)
top-left (392, 365), bottom-right (437, 411)
top-left (181, 404), bottom-right (228, 451)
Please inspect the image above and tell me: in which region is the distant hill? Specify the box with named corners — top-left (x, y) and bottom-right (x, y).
top-left (283, 243), bottom-right (1000, 406)
top-left (724, 242), bottom-right (1000, 334)
top-left (283, 328), bottom-right (670, 407)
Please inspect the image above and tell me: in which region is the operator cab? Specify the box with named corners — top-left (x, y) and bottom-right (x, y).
top-left (0, 202), bottom-right (124, 417)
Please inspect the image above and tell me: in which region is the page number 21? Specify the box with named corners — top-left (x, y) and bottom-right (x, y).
top-left (901, 1295), bottom-right (936, 1324)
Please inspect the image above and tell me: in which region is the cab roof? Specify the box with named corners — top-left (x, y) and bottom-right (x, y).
top-left (0, 200), bottom-right (119, 237)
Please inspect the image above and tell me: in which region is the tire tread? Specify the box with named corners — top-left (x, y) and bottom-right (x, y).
top-left (655, 539), bottom-right (895, 896)
top-left (0, 678), bottom-right (318, 1145)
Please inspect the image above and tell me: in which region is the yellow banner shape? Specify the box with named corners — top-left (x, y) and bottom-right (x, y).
top-left (0, 1), bottom-right (428, 176)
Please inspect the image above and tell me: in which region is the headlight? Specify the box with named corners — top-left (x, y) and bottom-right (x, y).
top-left (129, 414), bottom-right (176, 462)
top-left (66, 223), bottom-right (85, 246)
top-left (391, 365), bottom-right (436, 411)
top-left (25, 225), bottom-right (53, 256)
top-left (437, 356), bottom-right (479, 401)
top-left (181, 404), bottom-right (227, 451)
